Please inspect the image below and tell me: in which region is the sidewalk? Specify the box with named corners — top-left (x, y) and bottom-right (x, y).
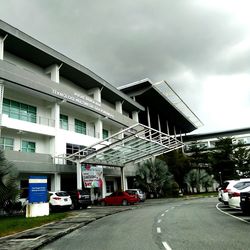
top-left (0, 205), bottom-right (139, 250)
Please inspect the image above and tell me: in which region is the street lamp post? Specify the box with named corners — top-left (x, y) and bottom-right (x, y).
top-left (219, 172), bottom-right (222, 186)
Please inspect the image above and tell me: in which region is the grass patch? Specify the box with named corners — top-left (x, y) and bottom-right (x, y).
top-left (0, 212), bottom-right (70, 237)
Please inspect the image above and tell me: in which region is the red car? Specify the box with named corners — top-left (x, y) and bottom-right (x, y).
top-left (100, 191), bottom-right (139, 206)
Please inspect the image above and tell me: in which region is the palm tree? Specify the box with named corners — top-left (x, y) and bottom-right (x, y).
top-left (135, 158), bottom-right (172, 197)
top-left (185, 169), bottom-right (214, 193)
top-left (0, 150), bottom-right (19, 208)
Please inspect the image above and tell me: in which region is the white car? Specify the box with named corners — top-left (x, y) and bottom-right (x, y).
top-left (125, 189), bottom-right (146, 202)
top-left (49, 191), bottom-right (72, 211)
top-left (219, 180), bottom-right (238, 205)
top-left (228, 180), bottom-right (250, 209)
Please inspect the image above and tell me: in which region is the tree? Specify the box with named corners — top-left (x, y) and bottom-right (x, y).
top-left (135, 158), bottom-right (172, 197)
top-left (233, 143), bottom-right (250, 177)
top-left (210, 137), bottom-right (237, 182)
top-left (185, 169), bottom-right (214, 193)
top-left (162, 149), bottom-right (191, 192)
top-left (0, 150), bottom-right (19, 208)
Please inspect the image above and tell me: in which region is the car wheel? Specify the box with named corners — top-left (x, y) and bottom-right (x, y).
top-left (122, 199), bottom-right (128, 206)
top-left (101, 201), bottom-right (106, 206)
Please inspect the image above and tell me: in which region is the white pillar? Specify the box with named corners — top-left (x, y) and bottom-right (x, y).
top-left (88, 88), bottom-right (101, 102)
top-left (115, 101), bottom-right (123, 114)
top-left (76, 161), bottom-right (82, 190)
top-left (120, 167), bottom-right (125, 191)
top-left (45, 64), bottom-right (60, 83)
top-left (132, 111), bottom-right (139, 123)
top-left (51, 173), bottom-right (61, 191)
top-left (157, 114), bottom-right (161, 132)
top-left (0, 35), bottom-right (7, 60)
top-left (0, 81), bottom-right (4, 129)
top-left (95, 118), bottom-right (103, 139)
top-left (147, 107), bottom-right (151, 128)
top-left (52, 103), bottom-right (60, 159)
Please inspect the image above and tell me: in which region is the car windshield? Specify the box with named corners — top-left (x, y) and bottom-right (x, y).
top-left (56, 192), bottom-right (69, 197)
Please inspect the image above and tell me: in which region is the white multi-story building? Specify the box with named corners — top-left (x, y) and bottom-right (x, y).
top-left (0, 20), bottom-right (201, 200)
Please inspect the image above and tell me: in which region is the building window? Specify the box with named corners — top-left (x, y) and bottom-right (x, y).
top-left (21, 141), bottom-right (36, 153)
top-left (103, 129), bottom-right (109, 139)
top-left (60, 114), bottom-right (68, 130)
top-left (75, 119), bottom-right (86, 134)
top-left (0, 137), bottom-right (14, 150)
top-left (3, 98), bottom-right (37, 123)
top-left (106, 181), bottom-right (114, 193)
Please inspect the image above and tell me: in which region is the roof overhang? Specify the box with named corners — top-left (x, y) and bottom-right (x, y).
top-left (0, 20), bottom-right (144, 113)
top-left (64, 123), bottom-right (184, 167)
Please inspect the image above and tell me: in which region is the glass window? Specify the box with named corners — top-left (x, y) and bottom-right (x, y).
top-left (0, 137), bottom-right (14, 150)
top-left (103, 129), bottom-right (109, 139)
top-left (3, 98), bottom-right (36, 123)
top-left (21, 141), bottom-right (36, 153)
top-left (60, 114), bottom-right (68, 130)
top-left (75, 119), bottom-right (86, 134)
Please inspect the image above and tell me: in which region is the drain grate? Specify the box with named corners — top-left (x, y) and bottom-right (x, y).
top-left (11, 234), bottom-right (43, 241)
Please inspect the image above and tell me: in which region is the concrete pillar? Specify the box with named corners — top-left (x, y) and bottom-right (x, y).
top-left (157, 114), bottom-right (161, 132)
top-left (45, 64), bottom-right (60, 83)
top-left (132, 111), bottom-right (139, 123)
top-left (88, 88), bottom-right (101, 102)
top-left (120, 167), bottom-right (125, 191)
top-left (0, 35), bottom-right (8, 60)
top-left (0, 81), bottom-right (4, 130)
top-left (51, 103), bottom-right (60, 159)
top-left (76, 161), bottom-right (82, 190)
top-left (95, 118), bottom-right (103, 139)
top-left (115, 101), bottom-right (123, 114)
top-left (147, 107), bottom-right (151, 128)
top-left (51, 173), bottom-right (61, 191)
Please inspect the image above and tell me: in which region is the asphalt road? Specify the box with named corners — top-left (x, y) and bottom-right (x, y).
top-left (42, 198), bottom-right (250, 250)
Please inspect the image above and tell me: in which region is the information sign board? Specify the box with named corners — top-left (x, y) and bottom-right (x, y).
top-left (28, 176), bottom-right (48, 203)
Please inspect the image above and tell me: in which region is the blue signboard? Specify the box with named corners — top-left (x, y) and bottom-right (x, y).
top-left (28, 176), bottom-right (48, 203)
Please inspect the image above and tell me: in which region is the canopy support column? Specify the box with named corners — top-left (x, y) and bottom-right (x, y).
top-left (76, 160), bottom-right (82, 190)
top-left (120, 166), bottom-right (125, 191)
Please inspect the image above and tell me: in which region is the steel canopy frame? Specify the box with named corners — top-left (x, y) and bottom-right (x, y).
top-left (65, 123), bottom-right (184, 167)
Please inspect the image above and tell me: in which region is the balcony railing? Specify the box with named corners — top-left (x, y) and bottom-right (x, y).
top-left (2, 111), bottom-right (55, 127)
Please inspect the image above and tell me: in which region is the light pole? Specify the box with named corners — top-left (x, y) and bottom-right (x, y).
top-left (219, 171), bottom-right (222, 186)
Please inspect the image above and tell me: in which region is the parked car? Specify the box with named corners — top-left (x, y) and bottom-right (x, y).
top-left (228, 180), bottom-right (250, 209)
top-left (219, 180), bottom-right (238, 205)
top-left (48, 191), bottom-right (72, 211)
top-left (240, 191), bottom-right (250, 214)
top-left (125, 189), bottom-right (146, 202)
top-left (67, 189), bottom-right (92, 209)
top-left (100, 191), bottom-right (139, 206)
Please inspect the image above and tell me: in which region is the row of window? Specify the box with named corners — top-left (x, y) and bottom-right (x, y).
top-left (60, 114), bottom-right (109, 139)
top-left (3, 98), bottom-right (109, 139)
top-left (0, 137), bottom-right (35, 152)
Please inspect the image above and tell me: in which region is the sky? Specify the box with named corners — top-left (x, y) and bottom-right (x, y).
top-left (0, 0), bottom-right (250, 134)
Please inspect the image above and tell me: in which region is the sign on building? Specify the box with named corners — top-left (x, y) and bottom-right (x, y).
top-left (81, 165), bottom-right (103, 188)
top-left (28, 176), bottom-right (48, 203)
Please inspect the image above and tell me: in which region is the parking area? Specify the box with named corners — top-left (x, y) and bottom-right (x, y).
top-left (217, 202), bottom-right (250, 224)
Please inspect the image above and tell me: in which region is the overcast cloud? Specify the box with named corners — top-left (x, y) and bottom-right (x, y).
top-left (1, 0), bottom-right (250, 134)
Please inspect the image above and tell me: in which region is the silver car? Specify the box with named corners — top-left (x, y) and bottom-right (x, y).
top-left (125, 189), bottom-right (146, 202)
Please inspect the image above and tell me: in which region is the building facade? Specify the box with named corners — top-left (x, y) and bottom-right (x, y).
top-left (0, 20), bottom-right (201, 201)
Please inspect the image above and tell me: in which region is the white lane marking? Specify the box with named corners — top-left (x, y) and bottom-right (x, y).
top-left (157, 219), bottom-right (162, 223)
top-left (161, 213), bottom-right (165, 217)
top-left (171, 207), bottom-right (175, 209)
top-left (162, 241), bottom-right (172, 250)
top-left (216, 203), bottom-right (250, 224)
top-left (165, 209), bottom-right (169, 213)
top-left (157, 227), bottom-right (161, 233)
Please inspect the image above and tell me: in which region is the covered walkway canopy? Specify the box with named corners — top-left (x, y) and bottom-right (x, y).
top-left (66, 123), bottom-right (184, 167)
